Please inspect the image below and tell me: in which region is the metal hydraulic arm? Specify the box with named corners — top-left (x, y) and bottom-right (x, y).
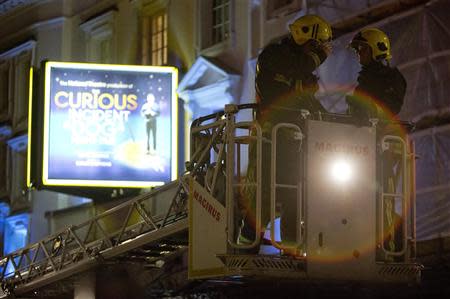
top-left (0, 179), bottom-right (189, 297)
top-left (0, 103), bottom-right (258, 297)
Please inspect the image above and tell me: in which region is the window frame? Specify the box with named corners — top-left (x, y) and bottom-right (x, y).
top-left (141, 10), bottom-right (168, 66)
top-left (197, 0), bottom-right (234, 57)
top-left (211, 0), bottom-right (231, 45)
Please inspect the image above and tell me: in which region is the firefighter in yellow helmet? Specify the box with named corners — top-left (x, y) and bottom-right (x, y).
top-left (346, 28), bottom-right (407, 122)
top-left (348, 28), bottom-right (407, 256)
top-left (289, 14), bottom-right (333, 49)
top-left (240, 15), bottom-right (332, 249)
top-left (255, 14), bottom-right (332, 118)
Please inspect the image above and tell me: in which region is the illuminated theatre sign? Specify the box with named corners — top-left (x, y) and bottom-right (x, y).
top-left (42, 61), bottom-right (178, 188)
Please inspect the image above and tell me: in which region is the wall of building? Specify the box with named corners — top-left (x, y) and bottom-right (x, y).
top-left (168, 1), bottom-right (196, 70)
top-left (0, 0), bottom-right (196, 254)
top-left (0, 0), bottom-right (448, 268)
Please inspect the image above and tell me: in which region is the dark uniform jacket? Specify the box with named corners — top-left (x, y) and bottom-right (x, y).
top-left (248, 37), bottom-right (329, 241)
top-left (347, 60), bottom-right (407, 118)
top-left (255, 37), bottom-right (328, 123)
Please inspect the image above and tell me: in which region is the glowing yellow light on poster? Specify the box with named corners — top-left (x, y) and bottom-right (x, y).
top-left (27, 67), bottom-right (33, 188)
top-left (42, 61), bottom-right (178, 187)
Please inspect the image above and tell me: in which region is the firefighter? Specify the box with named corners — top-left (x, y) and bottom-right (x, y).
top-left (347, 28), bottom-right (407, 256)
top-left (240, 15), bottom-right (332, 250)
top-left (346, 27), bottom-right (406, 121)
top-left (255, 14), bottom-right (332, 119)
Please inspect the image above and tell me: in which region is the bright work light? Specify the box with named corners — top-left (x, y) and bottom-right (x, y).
top-left (330, 159), bottom-right (352, 183)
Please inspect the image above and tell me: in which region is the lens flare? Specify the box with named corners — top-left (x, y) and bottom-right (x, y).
top-left (330, 159), bottom-right (352, 183)
top-left (248, 85), bottom-right (410, 261)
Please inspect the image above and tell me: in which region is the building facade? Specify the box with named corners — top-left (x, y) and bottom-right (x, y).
top-left (0, 0), bottom-right (449, 296)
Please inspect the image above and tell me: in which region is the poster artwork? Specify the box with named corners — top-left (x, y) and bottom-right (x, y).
top-left (43, 62), bottom-right (177, 187)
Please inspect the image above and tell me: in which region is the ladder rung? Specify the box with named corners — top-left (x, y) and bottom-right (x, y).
top-left (275, 184), bottom-right (297, 189)
top-left (382, 193), bottom-right (404, 198)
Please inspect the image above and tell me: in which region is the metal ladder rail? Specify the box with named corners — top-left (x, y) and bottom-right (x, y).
top-left (188, 115), bottom-right (228, 207)
top-left (188, 120), bottom-right (226, 171)
top-left (1, 181), bottom-right (188, 293)
top-left (188, 103), bottom-right (258, 176)
top-left (0, 103), bottom-right (258, 296)
top-left (270, 123), bottom-right (304, 252)
top-left (6, 219), bottom-right (190, 297)
top-left (380, 135), bottom-right (409, 258)
top-left (0, 178), bottom-right (189, 295)
top-left (189, 104), bottom-right (262, 250)
top-left (227, 120), bottom-right (263, 249)
top-left (409, 140), bottom-right (417, 260)
top-left (223, 104), bottom-right (262, 250)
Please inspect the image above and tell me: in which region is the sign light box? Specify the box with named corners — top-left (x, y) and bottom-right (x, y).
top-left (42, 61), bottom-right (178, 188)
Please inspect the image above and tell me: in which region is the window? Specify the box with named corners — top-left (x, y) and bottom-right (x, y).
top-left (212, 0), bottom-right (230, 44)
top-left (80, 10), bottom-right (116, 63)
top-left (151, 11), bottom-right (168, 65)
top-left (0, 41), bottom-right (35, 134)
top-left (197, 0), bottom-right (233, 55)
top-left (141, 11), bottom-right (168, 65)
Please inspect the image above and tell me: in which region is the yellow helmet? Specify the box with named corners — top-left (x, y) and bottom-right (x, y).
top-left (350, 28), bottom-right (392, 61)
top-left (289, 15), bottom-right (332, 45)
